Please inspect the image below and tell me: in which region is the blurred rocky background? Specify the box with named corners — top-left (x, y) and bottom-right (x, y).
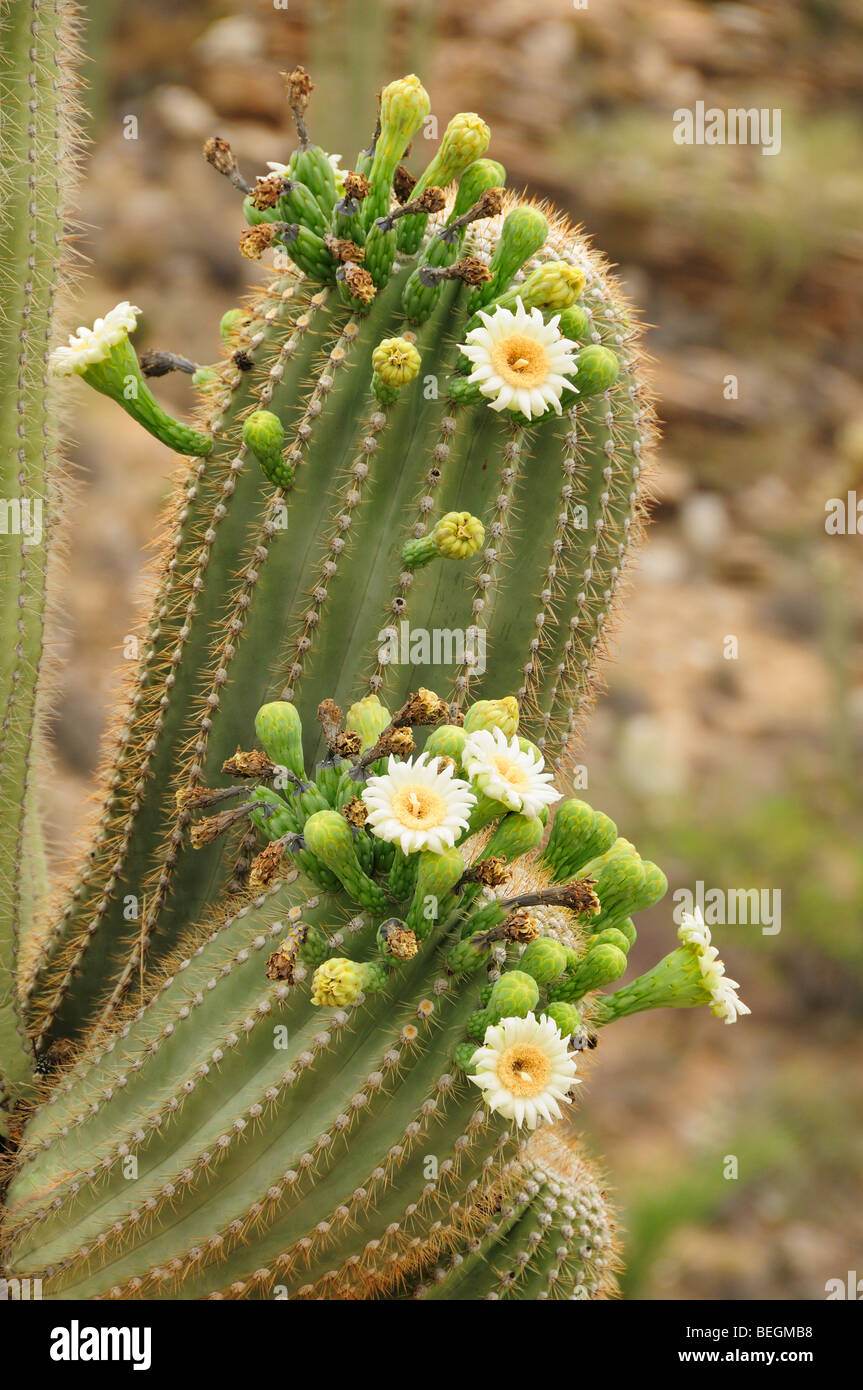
top-left (50, 0), bottom-right (863, 1299)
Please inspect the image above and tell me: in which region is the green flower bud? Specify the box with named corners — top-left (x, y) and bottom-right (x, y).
top-left (303, 809), bottom-right (390, 914)
top-left (549, 943), bottom-right (627, 1003)
top-left (558, 305), bottom-right (592, 343)
top-left (488, 969), bottom-right (539, 1019)
top-left (452, 159), bottom-right (506, 219)
top-left (395, 112), bottom-right (491, 257)
top-left (467, 1006), bottom-right (498, 1041)
top-left (447, 931), bottom-right (492, 977)
top-left (365, 75), bottom-right (431, 229)
top-left (406, 846), bottom-right (464, 939)
top-left (518, 937), bottom-right (568, 986)
top-left (344, 693), bottom-right (392, 751)
top-left (219, 308), bottom-right (246, 342)
top-left (423, 723), bottom-right (467, 766)
top-left (242, 409), bottom-right (293, 490)
top-left (541, 799), bottom-right (618, 882)
top-left (544, 1002), bottom-right (581, 1037)
top-left (463, 697), bottom-right (519, 737)
top-left (494, 261), bottom-right (585, 316)
top-left (467, 205), bottom-right (548, 311)
top-left (380, 74), bottom-right (431, 149)
top-left (589, 928), bottom-right (632, 955)
top-left (255, 700), bottom-right (306, 780)
top-left (429, 113), bottom-right (491, 188)
top-left (482, 812), bottom-right (544, 866)
top-left (401, 511), bottom-right (485, 569)
top-left (574, 344), bottom-right (620, 397)
top-left (454, 1041), bottom-right (481, 1072)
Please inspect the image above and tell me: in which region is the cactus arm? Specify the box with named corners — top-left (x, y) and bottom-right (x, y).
top-left (31, 235), bottom-right (654, 1042)
top-left (0, 0), bottom-right (84, 1123)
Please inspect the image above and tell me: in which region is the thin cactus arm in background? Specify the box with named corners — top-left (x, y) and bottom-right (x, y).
top-left (0, 0), bottom-right (84, 1131)
top-left (23, 69), bottom-right (656, 1050)
top-left (0, 51), bottom-right (749, 1302)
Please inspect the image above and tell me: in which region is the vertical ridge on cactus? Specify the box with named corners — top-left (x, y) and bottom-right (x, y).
top-left (0, 52), bottom-right (746, 1302)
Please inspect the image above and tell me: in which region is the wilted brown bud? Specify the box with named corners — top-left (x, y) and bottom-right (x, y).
top-left (266, 924), bottom-right (308, 984)
top-left (342, 797), bottom-right (369, 828)
top-left (222, 748), bottom-right (276, 779)
top-left (559, 878), bottom-right (601, 916)
top-left (204, 136), bottom-right (238, 178)
top-left (379, 919), bottom-right (419, 961)
top-left (454, 256), bottom-right (492, 286)
top-left (376, 726), bottom-right (415, 758)
top-left (340, 263), bottom-right (377, 305)
top-left (415, 185), bottom-right (446, 214)
top-left (323, 234), bottom-right (365, 264)
top-left (239, 224), bottom-right (278, 260)
top-left (393, 164), bottom-right (417, 203)
top-left (251, 173), bottom-right (286, 210)
top-left (176, 784), bottom-right (244, 812)
top-left (343, 171), bottom-right (371, 202)
top-left (394, 687), bottom-right (449, 728)
top-left (189, 800), bottom-right (254, 848)
top-left (503, 909), bottom-right (542, 944)
top-left (470, 856), bottom-right (511, 890)
top-left (283, 66), bottom-right (314, 108)
top-left (248, 839), bottom-right (287, 893)
top-left (417, 255), bottom-right (492, 289)
top-left (476, 187), bottom-right (505, 218)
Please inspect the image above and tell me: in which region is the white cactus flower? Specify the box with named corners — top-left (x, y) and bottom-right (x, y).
top-left (361, 753), bottom-right (476, 855)
top-left (462, 726), bottom-right (561, 818)
top-left (459, 297), bottom-right (578, 418)
top-left (468, 1012), bottom-right (579, 1129)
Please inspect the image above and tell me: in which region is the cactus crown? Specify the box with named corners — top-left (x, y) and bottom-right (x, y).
top-left (0, 60), bottom-right (746, 1302)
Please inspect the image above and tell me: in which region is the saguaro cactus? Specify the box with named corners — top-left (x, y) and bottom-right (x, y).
top-left (0, 52), bottom-right (748, 1301)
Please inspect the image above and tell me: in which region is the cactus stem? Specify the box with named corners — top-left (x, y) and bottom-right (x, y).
top-left (366, 408), bottom-right (462, 702)
top-left (280, 404), bottom-right (391, 704)
top-left (452, 424), bottom-right (527, 710)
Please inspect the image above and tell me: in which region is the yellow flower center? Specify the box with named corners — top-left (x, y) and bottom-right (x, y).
top-left (497, 1044), bottom-right (552, 1097)
top-left (391, 784), bottom-right (447, 829)
top-left (492, 754), bottom-right (529, 788)
top-left (490, 332), bottom-right (549, 389)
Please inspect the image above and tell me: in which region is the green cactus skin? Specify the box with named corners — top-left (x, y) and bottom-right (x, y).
top-left (0, 49), bottom-right (683, 1304)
